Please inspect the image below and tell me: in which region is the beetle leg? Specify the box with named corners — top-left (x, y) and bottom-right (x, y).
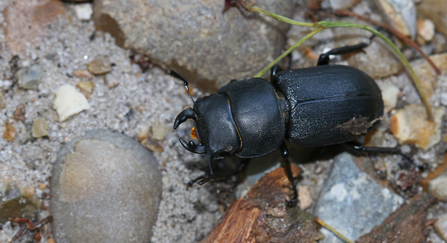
top-left (317, 31), bottom-right (379, 66)
top-left (344, 141), bottom-right (424, 170)
top-left (186, 157), bottom-right (215, 188)
top-left (179, 139), bottom-right (206, 154)
top-left (280, 143), bottom-right (298, 207)
top-left (317, 42), bottom-right (370, 66)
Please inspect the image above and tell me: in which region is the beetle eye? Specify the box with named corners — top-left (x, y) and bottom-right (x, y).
top-left (190, 127), bottom-right (198, 140)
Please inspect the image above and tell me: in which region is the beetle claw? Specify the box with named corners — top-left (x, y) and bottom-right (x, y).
top-left (179, 138), bottom-right (206, 154)
top-left (173, 107), bottom-right (198, 129)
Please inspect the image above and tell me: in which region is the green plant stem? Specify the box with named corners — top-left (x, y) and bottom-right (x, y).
top-left (247, 4), bottom-right (433, 121)
top-left (254, 26), bottom-right (325, 78)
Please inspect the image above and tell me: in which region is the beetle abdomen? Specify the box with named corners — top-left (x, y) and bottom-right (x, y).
top-left (273, 65), bottom-right (383, 146)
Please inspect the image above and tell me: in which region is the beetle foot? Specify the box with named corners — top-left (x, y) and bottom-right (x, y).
top-left (285, 197), bottom-right (298, 207)
top-left (186, 173), bottom-right (214, 188)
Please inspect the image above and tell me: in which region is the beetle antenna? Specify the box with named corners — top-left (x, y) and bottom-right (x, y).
top-left (168, 70), bottom-right (195, 103)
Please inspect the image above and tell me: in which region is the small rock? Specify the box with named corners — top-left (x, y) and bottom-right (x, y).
top-left (390, 104), bottom-right (444, 150)
top-left (104, 73), bottom-right (120, 89)
top-left (314, 153), bottom-right (404, 242)
top-left (74, 3), bottom-right (93, 20)
top-left (54, 84), bottom-right (90, 122)
top-left (0, 93), bottom-right (6, 110)
top-left (15, 65), bottom-right (43, 90)
top-left (298, 185), bottom-right (313, 210)
top-left (141, 136), bottom-right (164, 153)
top-left (151, 120), bottom-right (169, 141)
top-left (378, 81), bottom-right (399, 112)
top-left (137, 125), bottom-right (150, 141)
top-left (374, 0), bottom-right (416, 39)
top-left (87, 55), bottom-right (112, 75)
top-left (428, 170), bottom-right (447, 201)
top-left (51, 129), bottom-right (162, 242)
top-left (72, 69), bottom-right (94, 79)
top-left (32, 118), bottom-right (48, 138)
top-left (417, 18), bottom-right (435, 42)
top-left (434, 213), bottom-right (447, 241)
top-left (417, 0), bottom-right (447, 36)
top-left (76, 81), bottom-right (95, 98)
top-left (13, 103), bottom-right (26, 121)
top-left (329, 0), bottom-right (360, 10)
top-left (3, 122), bottom-right (16, 142)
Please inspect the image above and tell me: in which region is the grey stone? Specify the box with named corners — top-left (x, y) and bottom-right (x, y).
top-left (15, 65), bottom-right (43, 90)
top-left (93, 0), bottom-right (295, 91)
top-left (313, 153), bottom-right (404, 242)
top-left (51, 129), bottom-right (162, 243)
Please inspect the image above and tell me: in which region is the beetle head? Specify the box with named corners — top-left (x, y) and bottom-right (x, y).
top-left (169, 70), bottom-right (207, 155)
top-left (170, 70), bottom-right (241, 159)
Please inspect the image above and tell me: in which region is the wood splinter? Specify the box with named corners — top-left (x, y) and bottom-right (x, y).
top-left (200, 164), bottom-right (323, 243)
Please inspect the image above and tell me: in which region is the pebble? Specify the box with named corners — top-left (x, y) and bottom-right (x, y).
top-left (137, 125), bottom-right (150, 141)
top-left (76, 81), bottom-right (95, 98)
top-left (93, 0), bottom-right (295, 91)
top-left (390, 104), bottom-right (444, 150)
top-left (74, 3), bottom-right (93, 20)
top-left (104, 73), bottom-right (120, 89)
top-left (32, 118), bottom-right (48, 138)
top-left (313, 153), bottom-right (403, 242)
top-left (87, 55), bottom-right (112, 75)
top-left (417, 18), bottom-right (435, 43)
top-left (13, 104), bottom-right (26, 121)
top-left (151, 120), bottom-right (169, 141)
top-left (3, 122), bottom-right (16, 142)
top-left (15, 65), bottom-right (43, 90)
top-left (72, 69), bottom-right (94, 79)
top-left (428, 170), bottom-right (447, 201)
top-left (298, 185), bottom-right (313, 210)
top-left (417, 0), bottom-right (447, 36)
top-left (54, 84), bottom-right (91, 122)
top-left (51, 129), bottom-right (162, 242)
top-left (434, 213), bottom-right (447, 241)
top-left (0, 93), bottom-right (5, 110)
top-left (377, 81), bottom-right (399, 112)
top-left (374, 0), bottom-right (416, 39)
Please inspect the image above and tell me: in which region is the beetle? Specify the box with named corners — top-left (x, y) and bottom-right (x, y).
top-left (169, 40), bottom-right (413, 206)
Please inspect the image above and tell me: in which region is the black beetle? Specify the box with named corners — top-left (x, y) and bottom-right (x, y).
top-left (170, 41), bottom-right (412, 206)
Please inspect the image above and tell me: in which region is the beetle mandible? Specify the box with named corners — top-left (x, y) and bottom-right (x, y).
top-left (170, 39), bottom-right (412, 206)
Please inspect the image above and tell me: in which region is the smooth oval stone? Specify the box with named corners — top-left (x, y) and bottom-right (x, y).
top-left (51, 129), bottom-right (162, 243)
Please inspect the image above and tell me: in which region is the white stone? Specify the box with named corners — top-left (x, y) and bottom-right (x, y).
top-left (378, 81), bottom-right (400, 112)
top-left (75, 3), bottom-right (93, 20)
top-left (428, 171), bottom-right (447, 201)
top-left (54, 84), bottom-right (90, 122)
top-left (417, 18), bottom-right (435, 42)
top-left (434, 213), bottom-right (447, 241)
